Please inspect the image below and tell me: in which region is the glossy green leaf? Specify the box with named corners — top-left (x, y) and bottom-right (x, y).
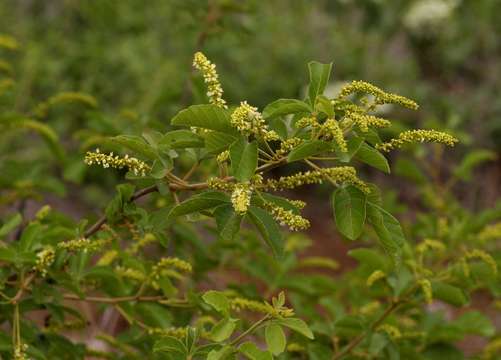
top-left (307, 61), bottom-right (332, 105)
top-left (355, 142), bottom-right (390, 173)
top-left (277, 318), bottom-right (314, 339)
top-left (262, 99), bottom-right (311, 119)
top-left (168, 191), bottom-right (229, 218)
top-left (287, 140), bottom-right (332, 163)
top-left (171, 104), bottom-right (237, 135)
top-left (332, 186), bottom-right (367, 240)
top-left (265, 323), bottom-right (286, 355)
top-left (247, 206), bottom-right (284, 258)
top-left (230, 138), bottom-right (258, 182)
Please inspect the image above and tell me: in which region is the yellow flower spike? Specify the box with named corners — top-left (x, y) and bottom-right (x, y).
top-left (478, 222), bottom-right (501, 242)
top-left (359, 301), bottom-right (381, 315)
top-left (416, 238), bottom-right (446, 254)
top-left (230, 101), bottom-right (279, 140)
top-left (97, 250), bottom-right (119, 266)
top-left (231, 183), bottom-right (252, 214)
top-left (115, 266), bottom-right (146, 282)
top-left (152, 257), bottom-right (193, 276)
top-left (216, 150), bottom-right (230, 163)
top-left (34, 247), bottom-right (55, 277)
top-left (320, 118), bottom-right (347, 152)
top-left (346, 112), bottom-right (391, 132)
top-left (229, 297), bottom-right (294, 318)
top-left (84, 149), bottom-right (150, 177)
top-left (258, 167), bottom-right (369, 193)
top-left (193, 52), bottom-right (227, 109)
top-left (262, 201), bottom-right (310, 231)
top-left (376, 129), bottom-right (458, 152)
top-left (147, 327), bottom-right (189, 339)
top-left (338, 80), bottom-right (418, 110)
top-left (418, 279), bottom-right (433, 304)
top-left (367, 270), bottom-right (386, 287)
top-left (377, 324), bottom-right (402, 340)
top-left (58, 237), bottom-right (111, 252)
top-left (465, 249), bottom-right (498, 276)
top-left (272, 137), bottom-right (303, 160)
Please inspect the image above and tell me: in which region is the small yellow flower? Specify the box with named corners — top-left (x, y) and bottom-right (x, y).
top-left (418, 279), bottom-right (433, 304)
top-left (84, 149), bottom-right (150, 176)
top-left (193, 52), bottom-right (227, 109)
top-left (367, 270), bottom-right (386, 287)
top-left (376, 129), bottom-right (458, 152)
top-left (231, 183), bottom-right (252, 214)
top-left (230, 101), bottom-right (279, 140)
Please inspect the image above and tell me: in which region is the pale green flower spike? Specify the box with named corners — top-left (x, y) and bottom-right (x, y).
top-left (376, 129), bottom-right (458, 152)
top-left (193, 52), bottom-right (227, 109)
top-left (84, 149), bottom-right (150, 176)
top-left (367, 270), bottom-right (386, 287)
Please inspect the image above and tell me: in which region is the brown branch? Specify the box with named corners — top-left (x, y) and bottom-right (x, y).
top-left (10, 273), bottom-right (35, 304)
top-left (62, 293), bottom-right (191, 307)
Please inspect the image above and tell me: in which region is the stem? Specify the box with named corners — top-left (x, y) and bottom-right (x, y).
top-left (62, 293), bottom-right (191, 307)
top-left (229, 315), bottom-right (271, 346)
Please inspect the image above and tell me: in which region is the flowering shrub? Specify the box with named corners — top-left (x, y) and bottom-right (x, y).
top-left (0, 42), bottom-right (500, 360)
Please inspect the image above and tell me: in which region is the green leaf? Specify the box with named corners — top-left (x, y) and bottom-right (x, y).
top-left (153, 337), bottom-right (187, 355)
top-left (204, 131), bottom-right (237, 154)
top-left (105, 184), bottom-right (136, 223)
top-left (171, 104), bottom-right (237, 135)
top-left (287, 140), bottom-right (332, 163)
top-left (431, 281), bottom-right (469, 307)
top-left (209, 318), bottom-right (239, 342)
top-left (262, 99), bottom-right (311, 119)
top-left (265, 323), bottom-right (286, 355)
top-left (453, 149), bottom-right (496, 181)
top-left (208, 346), bottom-right (235, 360)
top-left (315, 95), bottom-right (334, 117)
top-left (159, 130), bottom-right (204, 149)
top-left (247, 206), bottom-right (284, 258)
top-left (336, 136), bottom-right (364, 163)
top-left (307, 61), bottom-right (333, 105)
top-left (202, 290), bottom-right (230, 315)
top-left (230, 138), bottom-right (258, 182)
top-left (239, 342), bottom-right (273, 360)
top-left (355, 142), bottom-right (390, 173)
top-left (454, 311), bottom-right (495, 337)
top-left (168, 191), bottom-right (229, 218)
top-left (214, 205), bottom-right (242, 242)
top-left (348, 248), bottom-right (389, 272)
top-left (0, 212), bottom-right (22, 237)
top-left (109, 135), bottom-right (157, 159)
top-left (332, 186), bottom-right (367, 240)
top-left (277, 318), bottom-right (314, 339)
top-left (366, 202), bottom-right (405, 263)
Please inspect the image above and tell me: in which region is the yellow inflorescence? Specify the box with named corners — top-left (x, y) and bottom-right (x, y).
top-left (0, 34), bottom-right (19, 50)
top-left (231, 183), bottom-right (252, 214)
top-left (416, 238), bottom-right (446, 254)
top-left (367, 270), bottom-right (386, 287)
top-left (84, 149), bottom-right (150, 176)
top-left (296, 116), bottom-right (319, 129)
top-left (376, 130), bottom-right (458, 152)
top-left (359, 301), bottom-right (381, 315)
top-left (115, 266), bottom-right (146, 282)
top-left (13, 343), bottom-right (28, 360)
top-left (418, 279), bottom-right (433, 304)
top-left (338, 80), bottom-right (418, 110)
top-left (465, 249), bottom-right (498, 276)
top-left (193, 52), bottom-right (227, 109)
top-left (34, 247), bottom-right (55, 277)
top-left (230, 101), bottom-right (279, 141)
top-left (216, 150), bottom-right (230, 163)
top-left (263, 202), bottom-right (310, 231)
top-left (147, 326), bottom-right (189, 339)
top-left (346, 112), bottom-right (391, 132)
top-left (478, 222), bottom-right (501, 242)
top-left (126, 233), bottom-right (157, 254)
top-left (319, 118), bottom-right (347, 152)
top-left (258, 167), bottom-right (369, 193)
top-left (229, 297), bottom-right (294, 318)
top-left (58, 237), bottom-right (110, 252)
top-left (272, 137), bottom-right (303, 160)
top-left (207, 177), bottom-right (235, 192)
top-left (152, 257), bottom-right (192, 276)
top-left (377, 324), bottom-right (402, 340)
top-left (97, 250), bottom-right (118, 266)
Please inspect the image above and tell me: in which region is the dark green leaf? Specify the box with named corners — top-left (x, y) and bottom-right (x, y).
top-left (230, 138), bottom-right (258, 182)
top-left (159, 130), bottom-right (204, 149)
top-left (307, 61), bottom-right (333, 105)
top-left (355, 142), bottom-right (390, 173)
top-left (332, 186), bottom-right (367, 240)
top-left (431, 281), bottom-right (469, 307)
top-left (109, 135), bottom-right (157, 159)
top-left (265, 323), bottom-right (286, 355)
top-left (209, 318), bottom-right (239, 342)
top-left (287, 140), bottom-right (332, 163)
top-left (171, 104), bottom-right (237, 135)
top-left (277, 318), bottom-right (314, 339)
top-left (247, 206), bottom-right (284, 258)
top-left (168, 191), bottom-right (229, 218)
top-left (239, 342), bottom-right (273, 360)
top-left (262, 99), bottom-right (311, 119)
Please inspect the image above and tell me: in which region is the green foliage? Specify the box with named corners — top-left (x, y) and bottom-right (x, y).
top-left (0, 28), bottom-right (499, 360)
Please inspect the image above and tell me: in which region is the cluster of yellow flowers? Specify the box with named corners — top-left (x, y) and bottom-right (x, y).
top-left (192, 52), bottom-right (227, 109)
top-left (13, 343), bottom-right (28, 360)
top-left (358, 301), bottom-right (381, 316)
top-left (271, 137), bottom-right (303, 160)
top-left (34, 247), bottom-right (55, 277)
top-left (376, 129), bottom-right (458, 152)
top-left (258, 166), bottom-right (369, 193)
top-left (147, 326), bottom-right (189, 339)
top-left (367, 269), bottom-right (386, 287)
top-left (230, 101), bottom-right (279, 141)
top-left (231, 183), bottom-right (252, 214)
top-left (478, 222), bottom-right (501, 242)
top-left (84, 149), bottom-right (150, 176)
top-left (416, 238), bottom-right (446, 254)
top-left (418, 279), bottom-right (433, 304)
top-left (126, 233), bottom-right (157, 254)
top-left (216, 150), bottom-right (230, 164)
top-left (337, 80), bottom-right (419, 110)
top-left (58, 237), bottom-right (110, 252)
top-left (115, 266), bottom-right (146, 282)
top-left (229, 297), bottom-right (294, 318)
top-left (377, 324), bottom-right (402, 340)
top-left (464, 249), bottom-right (498, 276)
top-left (96, 250), bottom-right (118, 266)
top-left (263, 201), bottom-right (310, 231)
top-left (151, 257), bottom-right (193, 286)
top-left (318, 118), bottom-right (347, 152)
top-left (345, 112), bottom-right (391, 132)
top-left (298, 256), bottom-right (339, 270)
